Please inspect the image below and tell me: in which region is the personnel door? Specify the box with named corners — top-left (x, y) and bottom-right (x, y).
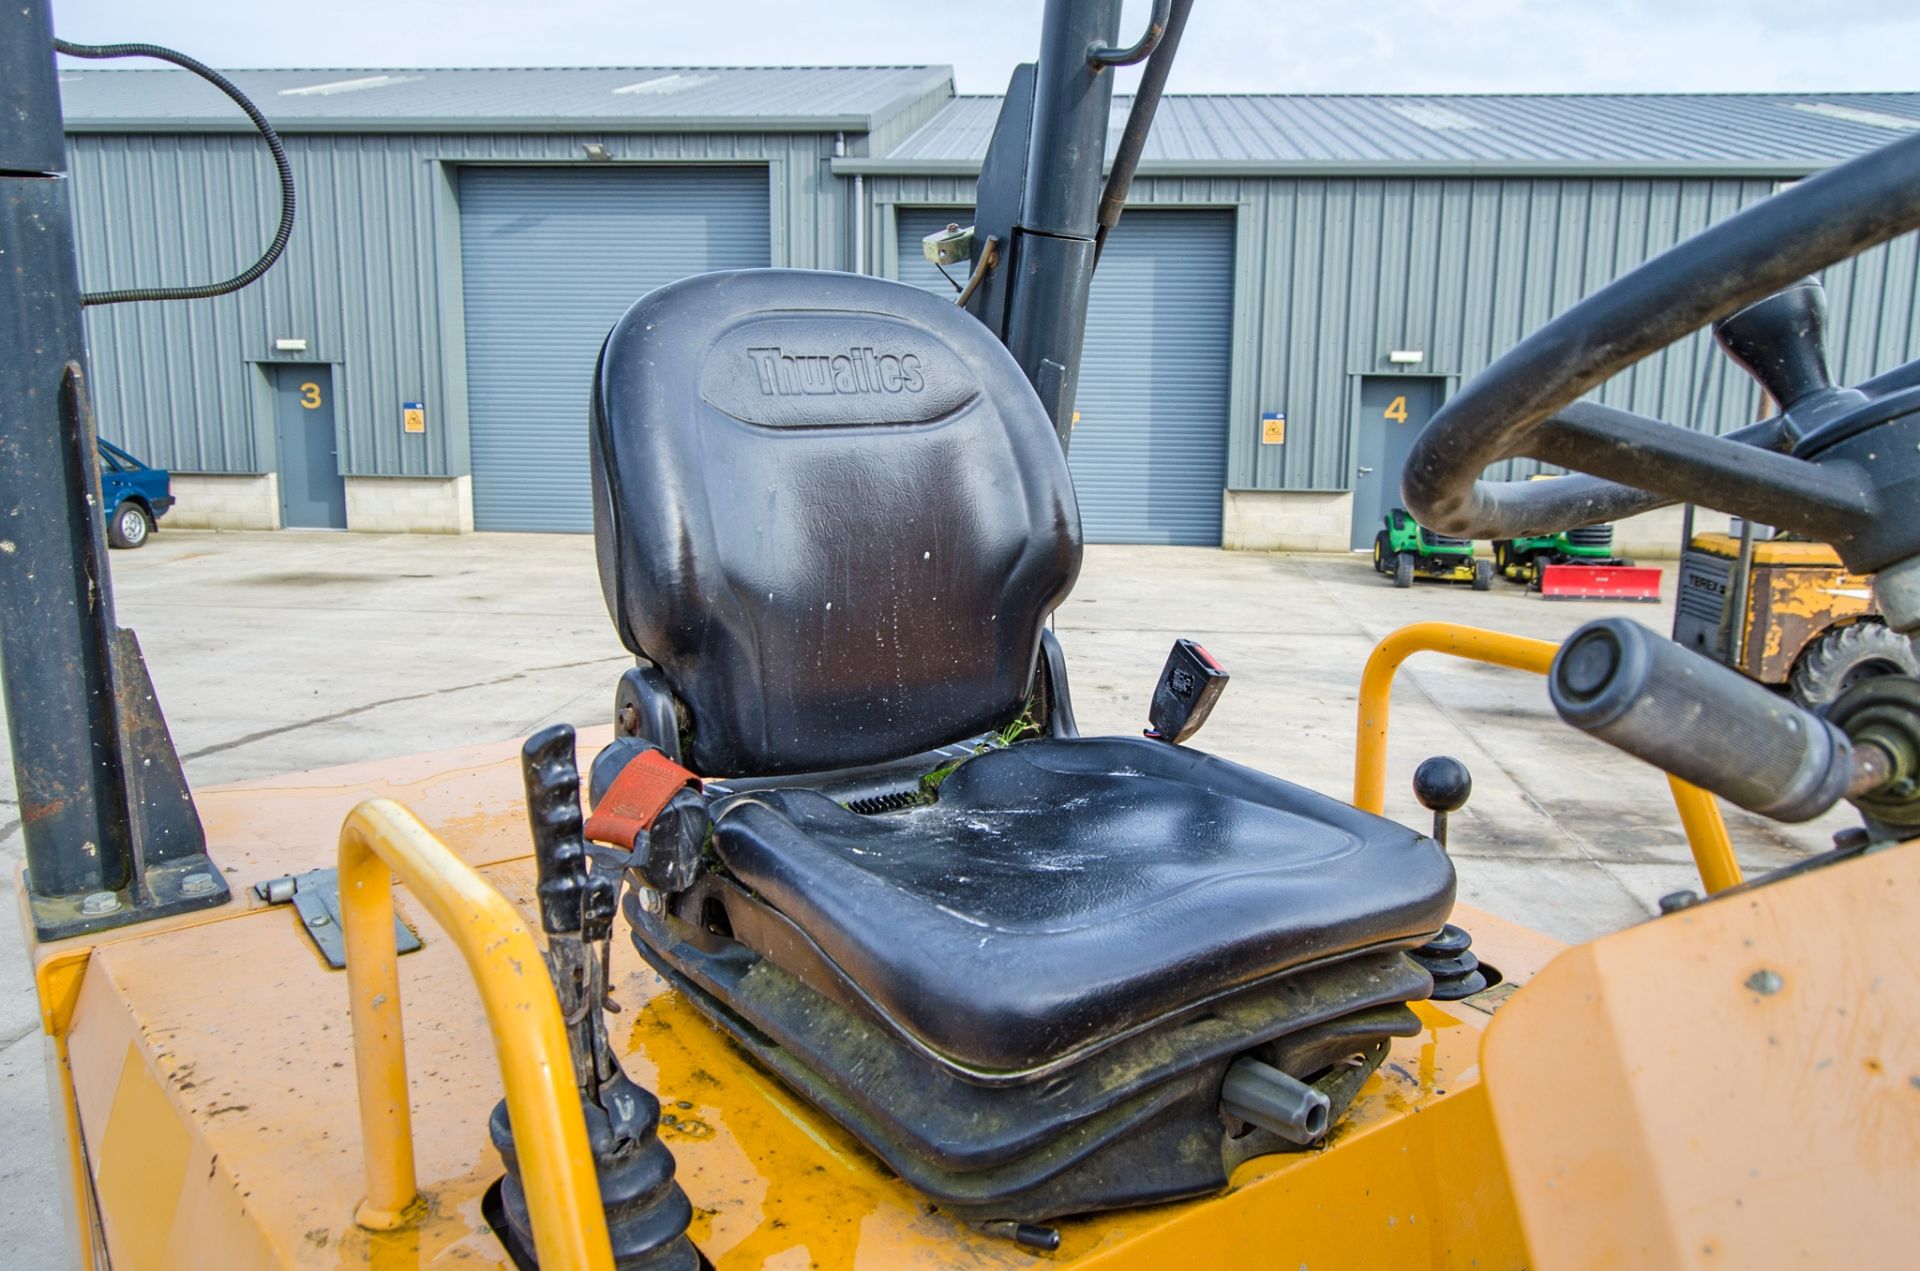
top-left (272, 365), bottom-right (347, 529)
top-left (1350, 376), bottom-right (1445, 549)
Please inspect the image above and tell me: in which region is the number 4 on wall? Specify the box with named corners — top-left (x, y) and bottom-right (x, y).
top-left (1382, 394), bottom-right (1409, 424)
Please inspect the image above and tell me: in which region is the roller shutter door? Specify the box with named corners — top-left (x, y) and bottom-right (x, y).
top-left (895, 207), bottom-right (1234, 545)
top-left (460, 167), bottom-right (771, 531)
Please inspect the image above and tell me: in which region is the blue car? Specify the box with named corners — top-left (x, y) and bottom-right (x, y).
top-left (97, 439), bottom-right (174, 549)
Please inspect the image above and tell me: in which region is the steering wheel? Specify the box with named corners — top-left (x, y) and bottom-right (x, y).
top-left (1401, 132), bottom-right (1920, 629)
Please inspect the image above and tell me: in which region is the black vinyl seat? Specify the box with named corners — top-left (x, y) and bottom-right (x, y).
top-left (713, 735), bottom-right (1453, 1076)
top-left (589, 267), bottom-right (1457, 1219)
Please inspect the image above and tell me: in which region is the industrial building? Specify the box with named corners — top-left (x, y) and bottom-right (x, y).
top-left (58, 69), bottom-right (1920, 547)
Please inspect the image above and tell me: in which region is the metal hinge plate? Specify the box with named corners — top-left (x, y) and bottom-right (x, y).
top-left (253, 867), bottom-right (421, 970)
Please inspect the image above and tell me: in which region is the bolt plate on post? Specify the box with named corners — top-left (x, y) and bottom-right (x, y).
top-left (254, 868), bottom-right (421, 969)
top-left (922, 223), bottom-right (975, 266)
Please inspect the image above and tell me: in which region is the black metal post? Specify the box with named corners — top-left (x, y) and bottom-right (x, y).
top-left (1000, 0), bottom-right (1125, 450)
top-left (1, 0), bottom-right (226, 938)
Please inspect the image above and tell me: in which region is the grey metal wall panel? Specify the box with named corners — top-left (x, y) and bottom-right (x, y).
top-left (1228, 175), bottom-right (1779, 491)
top-left (66, 119), bottom-right (1920, 517)
top-left (1239, 174), bottom-right (1919, 491)
top-left (458, 166), bottom-right (771, 531)
top-left (895, 207), bottom-right (1235, 545)
top-left (877, 173), bottom-right (1920, 500)
top-left (65, 130), bottom-right (842, 480)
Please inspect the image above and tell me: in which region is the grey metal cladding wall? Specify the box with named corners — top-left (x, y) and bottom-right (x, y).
top-left (872, 172), bottom-right (1920, 493)
top-left (1239, 175), bottom-right (1789, 490)
top-left (67, 133), bottom-right (280, 472)
top-left (1822, 223), bottom-right (1920, 384)
top-left (64, 128), bottom-right (844, 477)
top-left (1240, 175), bottom-right (1920, 489)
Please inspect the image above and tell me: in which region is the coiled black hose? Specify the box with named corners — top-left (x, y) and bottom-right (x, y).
top-left (54, 38), bottom-right (295, 306)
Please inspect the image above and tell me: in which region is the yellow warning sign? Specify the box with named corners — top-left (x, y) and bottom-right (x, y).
top-left (402, 401), bottom-right (425, 434)
top-left (1261, 412), bottom-right (1286, 445)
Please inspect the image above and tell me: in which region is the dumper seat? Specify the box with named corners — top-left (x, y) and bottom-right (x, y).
top-left (589, 268), bottom-right (1456, 1220)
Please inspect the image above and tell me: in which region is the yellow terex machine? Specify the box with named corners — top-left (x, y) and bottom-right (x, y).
top-left (7, 3), bottom-right (1920, 1268)
top-left (1674, 528), bottom-right (1917, 708)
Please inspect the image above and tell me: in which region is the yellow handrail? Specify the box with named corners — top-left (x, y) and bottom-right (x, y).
top-left (337, 798), bottom-right (614, 1269)
top-left (1663, 774), bottom-right (1742, 895)
top-left (1353, 621), bottom-right (1743, 894)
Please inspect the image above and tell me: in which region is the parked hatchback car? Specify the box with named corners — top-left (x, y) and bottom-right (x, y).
top-left (97, 439), bottom-right (174, 549)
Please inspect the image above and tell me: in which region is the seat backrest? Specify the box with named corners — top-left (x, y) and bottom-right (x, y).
top-left (591, 269), bottom-right (1082, 777)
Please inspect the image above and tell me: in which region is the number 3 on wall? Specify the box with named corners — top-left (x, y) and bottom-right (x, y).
top-left (299, 381), bottom-right (323, 410)
top-left (1382, 394), bottom-right (1409, 424)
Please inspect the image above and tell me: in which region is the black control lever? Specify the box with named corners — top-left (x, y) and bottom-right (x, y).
top-left (1549, 618), bottom-right (1883, 822)
top-left (1146, 639), bottom-right (1229, 744)
top-left (521, 724), bottom-right (615, 1096)
top-left (490, 724), bottom-right (698, 1271)
top-left (1412, 756), bottom-right (1472, 849)
top-left (1407, 756), bottom-right (1490, 1000)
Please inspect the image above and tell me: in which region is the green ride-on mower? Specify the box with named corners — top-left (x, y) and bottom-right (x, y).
top-left (1491, 524), bottom-right (1664, 600)
top-left (1375, 508), bottom-right (1493, 590)
top-left (1494, 525), bottom-right (1624, 584)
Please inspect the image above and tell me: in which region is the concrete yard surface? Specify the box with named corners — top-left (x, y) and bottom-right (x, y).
top-left (0, 530), bottom-right (1851, 1263)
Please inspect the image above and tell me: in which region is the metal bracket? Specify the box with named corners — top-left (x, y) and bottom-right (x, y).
top-left (255, 868), bottom-right (421, 970)
top-left (921, 222), bottom-right (975, 267)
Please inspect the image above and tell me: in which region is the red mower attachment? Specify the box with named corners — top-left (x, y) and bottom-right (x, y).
top-left (1536, 562), bottom-right (1663, 601)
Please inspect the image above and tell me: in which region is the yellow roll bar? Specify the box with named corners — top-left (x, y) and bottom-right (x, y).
top-left (338, 798), bottom-right (614, 1269)
top-left (1353, 622), bottom-right (1743, 894)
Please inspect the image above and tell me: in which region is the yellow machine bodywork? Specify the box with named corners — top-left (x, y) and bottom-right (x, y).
top-left (23, 626), bottom-right (1920, 1269)
top-left (30, 728), bottom-right (1552, 1270)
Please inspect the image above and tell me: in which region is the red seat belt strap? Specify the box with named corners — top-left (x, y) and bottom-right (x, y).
top-left (583, 749), bottom-right (702, 850)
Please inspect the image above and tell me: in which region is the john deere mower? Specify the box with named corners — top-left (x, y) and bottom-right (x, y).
top-left (1492, 523), bottom-right (1663, 599)
top-left (8, 2), bottom-right (1920, 1268)
top-left (1375, 508), bottom-right (1493, 589)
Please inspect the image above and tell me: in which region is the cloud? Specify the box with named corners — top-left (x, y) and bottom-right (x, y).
top-left (50, 0), bottom-right (1920, 94)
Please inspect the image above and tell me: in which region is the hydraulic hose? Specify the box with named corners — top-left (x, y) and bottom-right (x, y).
top-left (53, 38), bottom-right (295, 306)
top-left (1094, 0), bottom-right (1195, 262)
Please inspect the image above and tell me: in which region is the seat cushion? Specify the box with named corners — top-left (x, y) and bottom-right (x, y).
top-left (710, 736), bottom-right (1455, 1075)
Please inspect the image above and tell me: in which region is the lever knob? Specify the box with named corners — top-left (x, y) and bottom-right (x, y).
top-left (1713, 278), bottom-right (1842, 413)
top-left (1413, 755), bottom-right (1471, 849)
top-left (1413, 756), bottom-right (1472, 815)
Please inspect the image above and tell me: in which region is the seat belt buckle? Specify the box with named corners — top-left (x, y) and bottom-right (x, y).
top-left (1146, 639), bottom-right (1229, 745)
top-left (584, 747), bottom-right (708, 893)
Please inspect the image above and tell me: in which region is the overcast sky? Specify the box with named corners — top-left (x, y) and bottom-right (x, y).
top-left (51, 0), bottom-right (1920, 96)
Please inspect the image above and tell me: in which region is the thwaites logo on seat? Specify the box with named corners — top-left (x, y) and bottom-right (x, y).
top-left (701, 315), bottom-right (974, 428)
top-left (747, 347), bottom-right (926, 397)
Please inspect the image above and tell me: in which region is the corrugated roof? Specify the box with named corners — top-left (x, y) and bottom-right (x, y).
top-left (58, 69), bottom-right (1920, 173)
top-left (846, 91), bottom-right (1920, 174)
top-left (57, 65), bottom-right (954, 134)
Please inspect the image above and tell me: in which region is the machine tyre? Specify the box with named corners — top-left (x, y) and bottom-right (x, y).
top-left (108, 501), bottom-right (151, 549)
top-left (1493, 541), bottom-right (1511, 572)
top-left (1393, 553), bottom-right (1415, 589)
top-left (1472, 559), bottom-right (1494, 591)
top-left (1373, 531), bottom-right (1389, 574)
top-left (1789, 620), bottom-right (1920, 711)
